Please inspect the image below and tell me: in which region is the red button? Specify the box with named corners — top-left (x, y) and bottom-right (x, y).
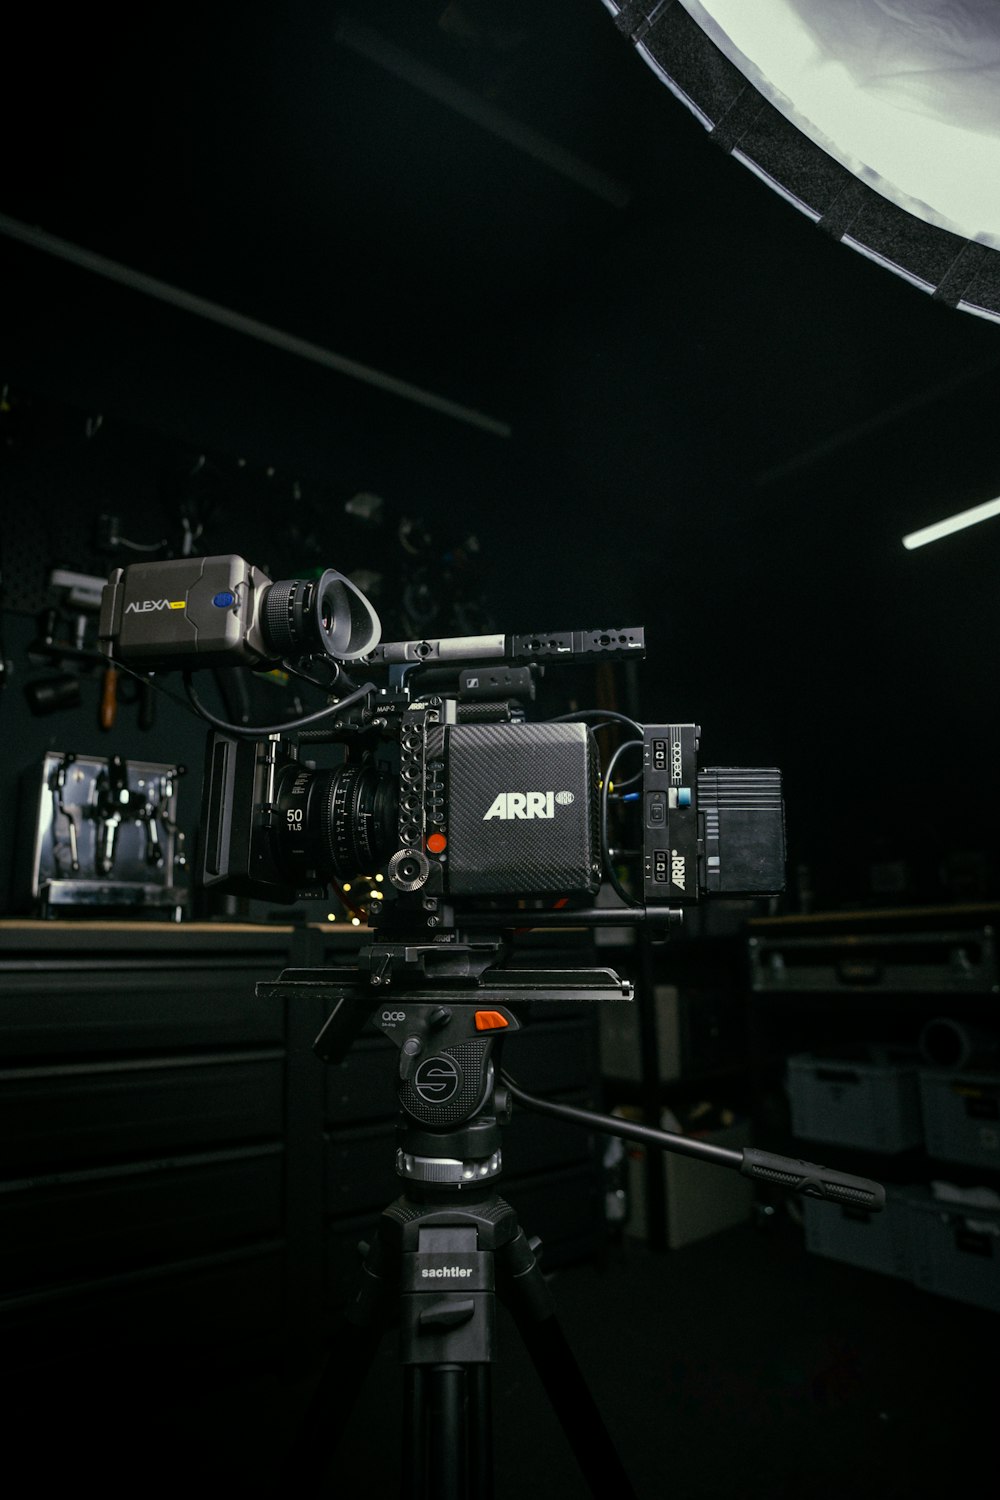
top-left (426, 832), bottom-right (447, 854)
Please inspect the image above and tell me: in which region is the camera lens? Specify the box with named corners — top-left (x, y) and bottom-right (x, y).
top-left (272, 756), bottom-right (398, 881)
top-left (259, 568), bottom-right (381, 661)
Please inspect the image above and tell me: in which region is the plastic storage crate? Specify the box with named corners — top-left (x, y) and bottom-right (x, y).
top-left (904, 1188), bottom-right (1000, 1313)
top-left (803, 1188), bottom-right (911, 1280)
top-left (918, 1070), bottom-right (1000, 1170)
top-left (625, 1121), bottom-right (754, 1249)
top-left (599, 986), bottom-right (681, 1082)
top-left (785, 1052), bottom-right (923, 1153)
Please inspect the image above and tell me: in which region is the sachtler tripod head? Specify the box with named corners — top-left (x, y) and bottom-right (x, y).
top-left (259, 940), bottom-right (885, 1217)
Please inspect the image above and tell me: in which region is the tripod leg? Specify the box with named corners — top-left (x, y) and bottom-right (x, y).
top-left (403, 1369), bottom-right (426, 1500)
top-left (428, 1365), bottom-right (466, 1500)
top-left (498, 1229), bottom-right (639, 1500)
top-left (402, 1364), bottom-right (492, 1500)
top-left (285, 1233), bottom-right (395, 1488)
top-left (415, 1363), bottom-right (493, 1500)
top-left (470, 1365), bottom-right (494, 1500)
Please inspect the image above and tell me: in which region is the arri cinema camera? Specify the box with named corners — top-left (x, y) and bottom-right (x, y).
top-left (98, 552), bottom-right (786, 937)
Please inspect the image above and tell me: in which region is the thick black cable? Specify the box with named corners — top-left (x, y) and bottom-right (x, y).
top-left (106, 657), bottom-right (198, 715)
top-left (102, 656), bottom-right (373, 740)
top-left (279, 657), bottom-right (358, 694)
top-left (184, 673), bottom-right (377, 737)
top-left (563, 715), bottom-right (644, 788)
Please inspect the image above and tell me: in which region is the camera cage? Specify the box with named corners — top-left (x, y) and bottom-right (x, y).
top-left (197, 620), bottom-right (683, 931)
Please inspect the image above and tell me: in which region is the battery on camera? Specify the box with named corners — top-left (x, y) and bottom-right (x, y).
top-left (642, 725), bottom-right (784, 901)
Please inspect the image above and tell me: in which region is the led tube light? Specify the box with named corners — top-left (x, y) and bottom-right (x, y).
top-left (902, 496), bottom-right (1000, 550)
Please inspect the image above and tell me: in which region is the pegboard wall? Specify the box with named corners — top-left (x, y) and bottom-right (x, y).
top-left (0, 381), bottom-right (499, 636)
top-left (0, 397), bottom-right (131, 613)
top-left (0, 379), bottom-right (505, 917)
top-left (0, 385), bottom-right (334, 616)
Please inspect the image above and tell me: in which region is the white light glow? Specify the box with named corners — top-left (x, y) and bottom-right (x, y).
top-left (902, 495), bottom-right (1000, 549)
top-left (679, 0), bottom-right (1000, 248)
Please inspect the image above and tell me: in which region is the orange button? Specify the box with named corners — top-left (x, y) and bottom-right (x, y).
top-left (426, 832), bottom-right (447, 854)
top-left (474, 1010), bottom-right (509, 1031)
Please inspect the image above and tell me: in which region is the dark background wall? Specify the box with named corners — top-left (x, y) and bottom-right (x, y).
top-left (1, 0), bottom-right (998, 914)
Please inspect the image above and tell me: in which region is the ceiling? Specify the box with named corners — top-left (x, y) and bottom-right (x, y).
top-left (5, 0), bottom-right (996, 470)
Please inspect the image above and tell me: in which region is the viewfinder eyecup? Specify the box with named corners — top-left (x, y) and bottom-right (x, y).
top-left (261, 568), bottom-right (381, 660)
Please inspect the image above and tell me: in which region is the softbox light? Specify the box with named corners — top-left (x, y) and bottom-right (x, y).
top-left (603, 0), bottom-right (1000, 322)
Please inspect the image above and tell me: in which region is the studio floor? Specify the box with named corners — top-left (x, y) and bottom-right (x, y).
top-left (14, 1211), bottom-right (992, 1499)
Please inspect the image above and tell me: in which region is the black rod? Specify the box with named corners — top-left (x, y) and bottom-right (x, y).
top-left (428, 1366), bottom-right (466, 1500)
top-left (402, 1368), bottom-right (426, 1500)
top-left (504, 1074), bottom-right (742, 1166)
top-left (469, 1365), bottom-right (494, 1500)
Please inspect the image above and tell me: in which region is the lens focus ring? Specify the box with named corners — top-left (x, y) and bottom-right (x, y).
top-left (261, 580), bottom-right (302, 656)
top-left (325, 764), bottom-right (364, 875)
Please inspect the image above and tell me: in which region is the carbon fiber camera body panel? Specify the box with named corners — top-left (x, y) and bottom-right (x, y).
top-left (443, 722), bottom-right (600, 896)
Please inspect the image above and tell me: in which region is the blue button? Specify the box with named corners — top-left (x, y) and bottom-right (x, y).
top-left (678, 787), bottom-right (692, 806)
top-left (213, 591), bottom-right (235, 608)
